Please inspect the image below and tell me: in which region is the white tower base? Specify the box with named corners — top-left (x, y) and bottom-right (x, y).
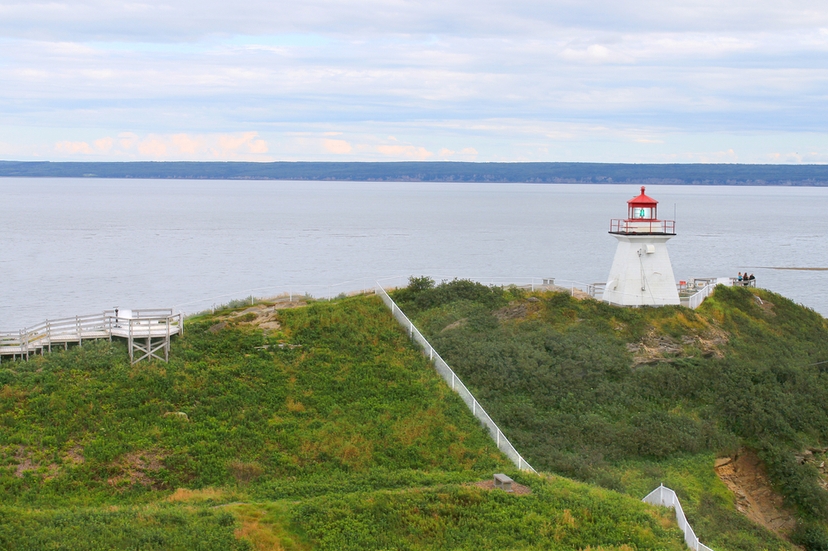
top-left (603, 234), bottom-right (680, 306)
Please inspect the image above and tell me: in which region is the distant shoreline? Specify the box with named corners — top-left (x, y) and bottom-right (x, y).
top-left (2, 160), bottom-right (828, 186)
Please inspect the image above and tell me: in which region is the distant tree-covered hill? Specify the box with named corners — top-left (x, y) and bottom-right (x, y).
top-left (1, 160), bottom-right (827, 185)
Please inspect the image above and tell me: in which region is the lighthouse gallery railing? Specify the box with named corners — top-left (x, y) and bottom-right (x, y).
top-left (609, 219), bottom-right (676, 234)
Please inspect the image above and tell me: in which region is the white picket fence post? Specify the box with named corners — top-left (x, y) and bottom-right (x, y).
top-left (642, 484), bottom-right (712, 551)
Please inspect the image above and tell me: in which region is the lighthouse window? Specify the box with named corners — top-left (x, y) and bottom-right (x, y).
top-left (630, 207), bottom-right (655, 219)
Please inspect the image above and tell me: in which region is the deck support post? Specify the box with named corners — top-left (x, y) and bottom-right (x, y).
top-left (129, 334), bottom-right (171, 365)
top-left (128, 320), bottom-right (134, 364)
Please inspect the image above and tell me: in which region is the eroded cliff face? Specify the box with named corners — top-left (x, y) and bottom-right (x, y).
top-left (716, 450), bottom-right (797, 537)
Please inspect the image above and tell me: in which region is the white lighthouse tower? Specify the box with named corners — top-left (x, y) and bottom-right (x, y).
top-left (603, 187), bottom-right (680, 307)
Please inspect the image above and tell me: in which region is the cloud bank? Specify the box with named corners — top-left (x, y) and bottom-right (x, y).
top-left (1, 1), bottom-right (827, 162)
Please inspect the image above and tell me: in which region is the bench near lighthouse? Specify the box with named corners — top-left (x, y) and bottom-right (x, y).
top-left (603, 187), bottom-right (680, 307)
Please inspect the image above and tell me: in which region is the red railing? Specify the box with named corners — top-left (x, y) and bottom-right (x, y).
top-left (609, 219), bottom-right (676, 234)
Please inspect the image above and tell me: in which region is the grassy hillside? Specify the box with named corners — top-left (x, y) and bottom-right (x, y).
top-left (394, 278), bottom-right (828, 551)
top-left (0, 295), bottom-right (688, 550)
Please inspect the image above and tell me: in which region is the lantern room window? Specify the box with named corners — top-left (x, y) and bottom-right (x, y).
top-left (630, 206), bottom-right (655, 220)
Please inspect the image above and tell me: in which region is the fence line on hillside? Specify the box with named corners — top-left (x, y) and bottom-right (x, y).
top-left (376, 284), bottom-right (713, 550)
top-left (375, 285), bottom-right (535, 473)
top-left (684, 283), bottom-right (714, 309)
top-left (643, 484), bottom-right (714, 551)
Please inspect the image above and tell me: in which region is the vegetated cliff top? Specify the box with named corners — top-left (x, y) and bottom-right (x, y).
top-left (394, 277), bottom-right (828, 551)
top-left (0, 294), bottom-right (687, 551)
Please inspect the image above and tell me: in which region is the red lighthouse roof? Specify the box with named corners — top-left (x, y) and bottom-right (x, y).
top-left (608, 186), bottom-right (675, 234)
top-left (628, 186), bottom-right (657, 207)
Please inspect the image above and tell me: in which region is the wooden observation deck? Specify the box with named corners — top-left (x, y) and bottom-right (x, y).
top-left (0, 309), bottom-right (183, 365)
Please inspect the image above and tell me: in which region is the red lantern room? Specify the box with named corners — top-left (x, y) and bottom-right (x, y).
top-left (627, 186), bottom-right (657, 220)
top-left (609, 186), bottom-right (675, 235)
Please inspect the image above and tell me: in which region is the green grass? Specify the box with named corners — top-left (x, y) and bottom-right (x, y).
top-left (0, 292), bottom-right (726, 549)
top-left (0, 503), bottom-right (248, 551)
top-left (0, 297), bottom-right (505, 508)
top-left (290, 474), bottom-right (685, 551)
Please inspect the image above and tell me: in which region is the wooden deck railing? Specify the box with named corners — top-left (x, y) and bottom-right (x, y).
top-left (0, 309), bottom-right (182, 364)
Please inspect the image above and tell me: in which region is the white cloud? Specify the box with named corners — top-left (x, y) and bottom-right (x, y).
top-left (2, 0), bottom-right (828, 42)
top-left (658, 147), bottom-right (740, 163)
top-left (170, 133), bottom-right (203, 154)
top-left (46, 132), bottom-right (271, 160)
top-left (376, 144), bottom-right (433, 159)
top-left (322, 138), bottom-right (352, 154)
top-left (216, 132), bottom-right (264, 156)
top-left (119, 132), bottom-right (139, 150)
top-left (439, 147), bottom-right (478, 159)
top-left (55, 141), bottom-right (94, 154)
top-left (137, 137), bottom-right (168, 157)
top-left (248, 137), bottom-right (268, 153)
top-left (1, 1), bottom-right (828, 162)
top-left (91, 137), bottom-right (112, 152)
top-left (560, 44), bottom-right (633, 64)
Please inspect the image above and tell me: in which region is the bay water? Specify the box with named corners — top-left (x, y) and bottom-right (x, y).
top-left (2, 178), bottom-right (827, 328)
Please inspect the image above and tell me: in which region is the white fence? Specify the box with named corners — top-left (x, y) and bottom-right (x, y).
top-left (643, 484), bottom-right (714, 551)
top-left (682, 283), bottom-right (714, 310)
top-left (375, 285), bottom-right (535, 473)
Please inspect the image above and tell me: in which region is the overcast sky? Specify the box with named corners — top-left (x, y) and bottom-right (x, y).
top-left (1, 0), bottom-right (827, 163)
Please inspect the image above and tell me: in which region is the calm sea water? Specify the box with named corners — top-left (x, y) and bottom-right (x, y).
top-left (2, 178), bottom-right (827, 328)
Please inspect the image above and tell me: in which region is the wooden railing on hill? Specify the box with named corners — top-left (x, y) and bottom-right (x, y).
top-left (0, 309), bottom-right (182, 364)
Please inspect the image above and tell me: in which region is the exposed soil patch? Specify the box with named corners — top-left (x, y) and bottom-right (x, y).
top-left (715, 449), bottom-right (797, 537)
top-left (627, 325), bottom-right (727, 366)
top-left (754, 295), bottom-right (776, 316)
top-left (211, 298), bottom-right (312, 335)
top-left (107, 449), bottom-right (167, 489)
top-left (493, 303), bottom-right (529, 321)
top-left (627, 331), bottom-right (682, 365)
top-left (473, 478), bottom-right (532, 495)
top-left (795, 447), bottom-right (828, 490)
top-left (441, 318), bottom-right (467, 332)
top-left (694, 325), bottom-right (729, 358)
top-left (14, 447), bottom-right (80, 479)
top-left (228, 460), bottom-right (264, 484)
top-left (14, 447), bottom-right (37, 478)
top-left (569, 288), bottom-right (592, 300)
top-left (63, 446), bottom-right (85, 465)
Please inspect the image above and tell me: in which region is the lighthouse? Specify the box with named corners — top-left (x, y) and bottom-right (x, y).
top-left (603, 187), bottom-right (680, 307)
